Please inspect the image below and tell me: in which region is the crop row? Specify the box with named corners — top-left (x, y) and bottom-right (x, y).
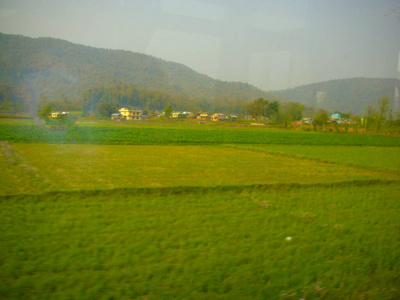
top-left (1, 124), bottom-right (400, 146)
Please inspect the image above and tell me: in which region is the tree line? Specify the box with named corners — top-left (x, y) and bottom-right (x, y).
top-left (246, 98), bottom-right (304, 127)
top-left (245, 94), bottom-right (400, 133)
top-left (35, 84), bottom-right (255, 118)
top-left (9, 77), bottom-right (400, 135)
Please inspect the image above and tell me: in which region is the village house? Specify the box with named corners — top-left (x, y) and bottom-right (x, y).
top-left (181, 112), bottom-right (190, 118)
top-left (212, 113), bottom-right (227, 121)
top-left (197, 113), bottom-right (210, 120)
top-left (111, 113), bottom-right (121, 120)
top-left (293, 120), bottom-right (302, 125)
top-left (172, 112), bottom-right (182, 118)
top-left (51, 112), bottom-right (59, 118)
top-left (118, 108), bottom-right (147, 120)
top-left (229, 115), bottom-right (238, 121)
top-left (50, 112), bottom-right (68, 119)
top-left (171, 111), bottom-right (191, 119)
top-left (293, 117), bottom-right (313, 126)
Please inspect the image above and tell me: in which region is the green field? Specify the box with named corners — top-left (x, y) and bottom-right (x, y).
top-left (2, 120), bottom-right (400, 146)
top-left (1, 143), bottom-right (398, 194)
top-left (1, 119), bottom-right (400, 299)
top-left (232, 144), bottom-right (400, 172)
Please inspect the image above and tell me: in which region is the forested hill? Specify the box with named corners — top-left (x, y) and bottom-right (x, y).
top-left (273, 78), bottom-right (400, 115)
top-left (0, 33), bottom-right (275, 110)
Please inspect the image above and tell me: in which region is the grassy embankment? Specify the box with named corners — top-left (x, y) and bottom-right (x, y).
top-left (1, 118), bottom-right (400, 299)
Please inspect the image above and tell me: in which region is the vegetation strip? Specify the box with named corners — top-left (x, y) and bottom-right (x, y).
top-left (1, 179), bottom-right (399, 200)
top-left (2, 123), bottom-right (400, 146)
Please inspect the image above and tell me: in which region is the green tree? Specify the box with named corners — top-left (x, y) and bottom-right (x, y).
top-left (97, 102), bottom-right (117, 118)
top-left (313, 109), bottom-right (329, 132)
top-left (278, 102), bottom-right (304, 127)
top-left (246, 98), bottom-right (269, 122)
top-left (341, 113), bottom-right (351, 119)
top-left (376, 95), bottom-right (389, 132)
top-left (164, 105), bottom-right (173, 119)
top-left (57, 113), bottom-right (68, 121)
top-left (38, 104), bottom-right (52, 120)
top-left (267, 101), bottom-right (280, 123)
top-left (37, 96), bottom-right (50, 115)
top-left (351, 115), bottom-right (361, 133)
top-left (364, 104), bottom-right (377, 132)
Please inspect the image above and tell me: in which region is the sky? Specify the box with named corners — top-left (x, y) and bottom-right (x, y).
top-left (0, 0), bottom-right (399, 91)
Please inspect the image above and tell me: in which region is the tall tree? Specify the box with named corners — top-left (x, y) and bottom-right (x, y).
top-left (38, 104), bottom-right (52, 120)
top-left (376, 95), bottom-right (389, 132)
top-left (246, 98), bottom-right (269, 122)
top-left (267, 101), bottom-right (280, 122)
top-left (313, 109), bottom-right (329, 132)
top-left (164, 105), bottom-right (173, 119)
top-left (364, 103), bottom-right (377, 132)
top-left (97, 102), bottom-right (117, 118)
top-left (278, 102), bottom-right (304, 127)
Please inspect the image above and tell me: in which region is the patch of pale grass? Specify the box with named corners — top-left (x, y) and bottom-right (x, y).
top-left (2, 144), bottom-right (398, 194)
top-left (233, 144), bottom-right (400, 172)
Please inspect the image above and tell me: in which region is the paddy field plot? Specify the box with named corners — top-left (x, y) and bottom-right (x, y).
top-left (1, 184), bottom-right (399, 299)
top-left (1, 143), bottom-right (398, 194)
top-left (1, 122), bottom-right (400, 299)
top-left (233, 144), bottom-right (400, 172)
top-left (2, 121), bottom-right (400, 146)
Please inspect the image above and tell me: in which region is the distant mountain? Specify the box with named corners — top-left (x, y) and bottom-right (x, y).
top-left (272, 78), bottom-right (400, 115)
top-left (0, 33), bottom-right (276, 112)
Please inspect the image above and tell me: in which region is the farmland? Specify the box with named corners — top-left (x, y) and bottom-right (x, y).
top-left (1, 118), bottom-right (400, 299)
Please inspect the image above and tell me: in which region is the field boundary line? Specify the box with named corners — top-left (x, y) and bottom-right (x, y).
top-left (225, 144), bottom-right (400, 176)
top-left (1, 179), bottom-right (399, 200)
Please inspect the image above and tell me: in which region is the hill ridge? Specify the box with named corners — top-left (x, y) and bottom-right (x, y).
top-left (0, 32), bottom-right (276, 110)
top-left (272, 77), bottom-right (400, 115)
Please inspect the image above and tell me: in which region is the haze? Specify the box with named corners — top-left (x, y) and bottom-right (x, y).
top-left (0, 0), bottom-right (399, 91)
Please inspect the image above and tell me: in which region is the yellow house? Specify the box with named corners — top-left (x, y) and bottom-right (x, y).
top-left (172, 112), bottom-right (182, 118)
top-left (197, 113), bottom-right (210, 120)
top-left (50, 112), bottom-right (68, 119)
top-left (212, 113), bottom-right (226, 121)
top-left (51, 112), bottom-right (60, 118)
top-left (119, 108), bottom-right (147, 120)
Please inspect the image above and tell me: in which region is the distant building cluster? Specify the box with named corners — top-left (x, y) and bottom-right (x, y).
top-left (111, 108), bottom-right (147, 121)
top-left (292, 112), bottom-right (355, 126)
top-left (110, 109), bottom-right (237, 122)
top-left (196, 112), bottom-right (237, 121)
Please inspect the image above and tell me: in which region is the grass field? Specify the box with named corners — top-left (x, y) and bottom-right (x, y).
top-left (1, 143), bottom-right (398, 194)
top-left (1, 118), bottom-right (400, 299)
top-left (1, 184), bottom-right (399, 299)
top-left (2, 120), bottom-right (400, 146)
top-left (232, 144), bottom-right (400, 172)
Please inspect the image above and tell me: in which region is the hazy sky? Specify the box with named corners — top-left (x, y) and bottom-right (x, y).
top-left (0, 0), bottom-right (399, 91)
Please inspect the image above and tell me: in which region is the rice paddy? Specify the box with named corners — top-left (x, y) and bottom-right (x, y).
top-left (1, 119), bottom-right (399, 299)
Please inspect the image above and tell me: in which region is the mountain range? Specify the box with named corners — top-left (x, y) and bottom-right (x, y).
top-left (274, 78), bottom-right (400, 115)
top-left (0, 33), bottom-right (275, 109)
top-left (0, 32), bottom-right (399, 115)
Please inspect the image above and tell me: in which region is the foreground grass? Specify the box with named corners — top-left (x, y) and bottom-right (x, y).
top-left (1, 184), bottom-right (399, 299)
top-left (1, 143), bottom-right (398, 194)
